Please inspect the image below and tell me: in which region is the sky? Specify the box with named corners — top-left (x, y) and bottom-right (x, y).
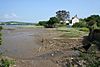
top-left (0, 0), bottom-right (100, 23)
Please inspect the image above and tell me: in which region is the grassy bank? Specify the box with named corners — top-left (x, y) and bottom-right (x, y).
top-left (57, 27), bottom-right (89, 38)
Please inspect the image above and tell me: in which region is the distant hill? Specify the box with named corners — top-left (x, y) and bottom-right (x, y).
top-left (0, 21), bottom-right (35, 25)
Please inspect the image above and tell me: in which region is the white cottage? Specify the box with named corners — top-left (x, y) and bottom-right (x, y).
top-left (69, 15), bottom-right (79, 26)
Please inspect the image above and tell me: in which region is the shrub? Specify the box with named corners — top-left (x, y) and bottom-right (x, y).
top-left (72, 22), bottom-right (87, 28)
top-left (38, 21), bottom-right (47, 26)
top-left (0, 59), bottom-right (15, 67)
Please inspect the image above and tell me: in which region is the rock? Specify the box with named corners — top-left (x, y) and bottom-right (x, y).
top-left (51, 53), bottom-right (54, 56)
top-left (13, 65), bottom-right (17, 67)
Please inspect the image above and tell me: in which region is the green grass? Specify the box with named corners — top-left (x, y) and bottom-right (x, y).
top-left (78, 28), bottom-right (89, 32)
top-left (0, 58), bottom-right (15, 67)
top-left (57, 27), bottom-right (89, 38)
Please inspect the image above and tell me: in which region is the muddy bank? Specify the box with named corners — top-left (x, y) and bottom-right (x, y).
top-left (0, 27), bottom-right (84, 67)
top-left (0, 27), bottom-right (63, 67)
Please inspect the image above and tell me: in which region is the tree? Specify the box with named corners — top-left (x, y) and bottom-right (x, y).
top-left (84, 15), bottom-right (100, 41)
top-left (56, 10), bottom-right (70, 23)
top-left (84, 15), bottom-right (99, 33)
top-left (84, 15), bottom-right (99, 29)
top-left (38, 21), bottom-right (47, 26)
top-left (45, 17), bottom-right (59, 28)
top-left (89, 20), bottom-right (97, 41)
top-left (84, 15), bottom-right (100, 27)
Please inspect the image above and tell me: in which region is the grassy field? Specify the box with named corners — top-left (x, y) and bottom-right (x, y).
top-left (56, 27), bottom-right (89, 38)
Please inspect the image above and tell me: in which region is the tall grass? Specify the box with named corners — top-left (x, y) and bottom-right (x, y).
top-left (57, 27), bottom-right (88, 38)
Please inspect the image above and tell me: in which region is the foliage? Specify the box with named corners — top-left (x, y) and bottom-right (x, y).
top-left (79, 51), bottom-right (100, 67)
top-left (72, 21), bottom-right (87, 28)
top-left (38, 21), bottom-right (47, 26)
top-left (56, 10), bottom-right (70, 22)
top-left (47, 17), bottom-right (59, 24)
top-left (72, 18), bottom-right (87, 28)
top-left (72, 15), bottom-right (100, 28)
top-left (0, 59), bottom-right (15, 67)
top-left (45, 17), bottom-right (59, 28)
top-left (84, 15), bottom-right (100, 41)
top-left (87, 20), bottom-right (97, 30)
top-left (84, 15), bottom-right (100, 27)
top-left (37, 17), bottom-right (60, 28)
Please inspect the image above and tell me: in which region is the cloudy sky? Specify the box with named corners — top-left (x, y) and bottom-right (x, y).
top-left (0, 0), bottom-right (100, 23)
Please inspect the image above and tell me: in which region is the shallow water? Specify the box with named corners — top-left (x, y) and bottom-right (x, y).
top-left (0, 27), bottom-right (43, 59)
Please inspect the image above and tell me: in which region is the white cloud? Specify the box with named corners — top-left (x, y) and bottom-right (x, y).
top-left (11, 13), bottom-right (17, 18)
top-left (4, 13), bottom-right (18, 19)
top-left (4, 14), bottom-right (10, 18)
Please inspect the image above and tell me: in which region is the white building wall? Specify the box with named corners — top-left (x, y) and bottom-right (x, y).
top-left (71, 17), bottom-right (79, 25)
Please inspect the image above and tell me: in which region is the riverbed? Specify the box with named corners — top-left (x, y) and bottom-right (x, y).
top-left (0, 26), bottom-right (81, 67)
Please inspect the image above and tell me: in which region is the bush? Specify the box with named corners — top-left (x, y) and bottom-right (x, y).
top-left (44, 24), bottom-right (56, 28)
top-left (72, 22), bottom-right (87, 28)
top-left (0, 59), bottom-right (15, 67)
top-left (38, 21), bottom-right (47, 26)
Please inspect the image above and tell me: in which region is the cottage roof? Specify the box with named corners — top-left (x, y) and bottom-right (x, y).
top-left (72, 15), bottom-right (79, 19)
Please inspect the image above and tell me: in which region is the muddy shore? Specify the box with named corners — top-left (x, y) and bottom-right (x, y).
top-left (0, 27), bottom-right (84, 67)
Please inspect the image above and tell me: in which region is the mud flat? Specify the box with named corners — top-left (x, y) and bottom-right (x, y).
top-left (0, 27), bottom-right (63, 67)
top-left (0, 26), bottom-right (83, 67)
